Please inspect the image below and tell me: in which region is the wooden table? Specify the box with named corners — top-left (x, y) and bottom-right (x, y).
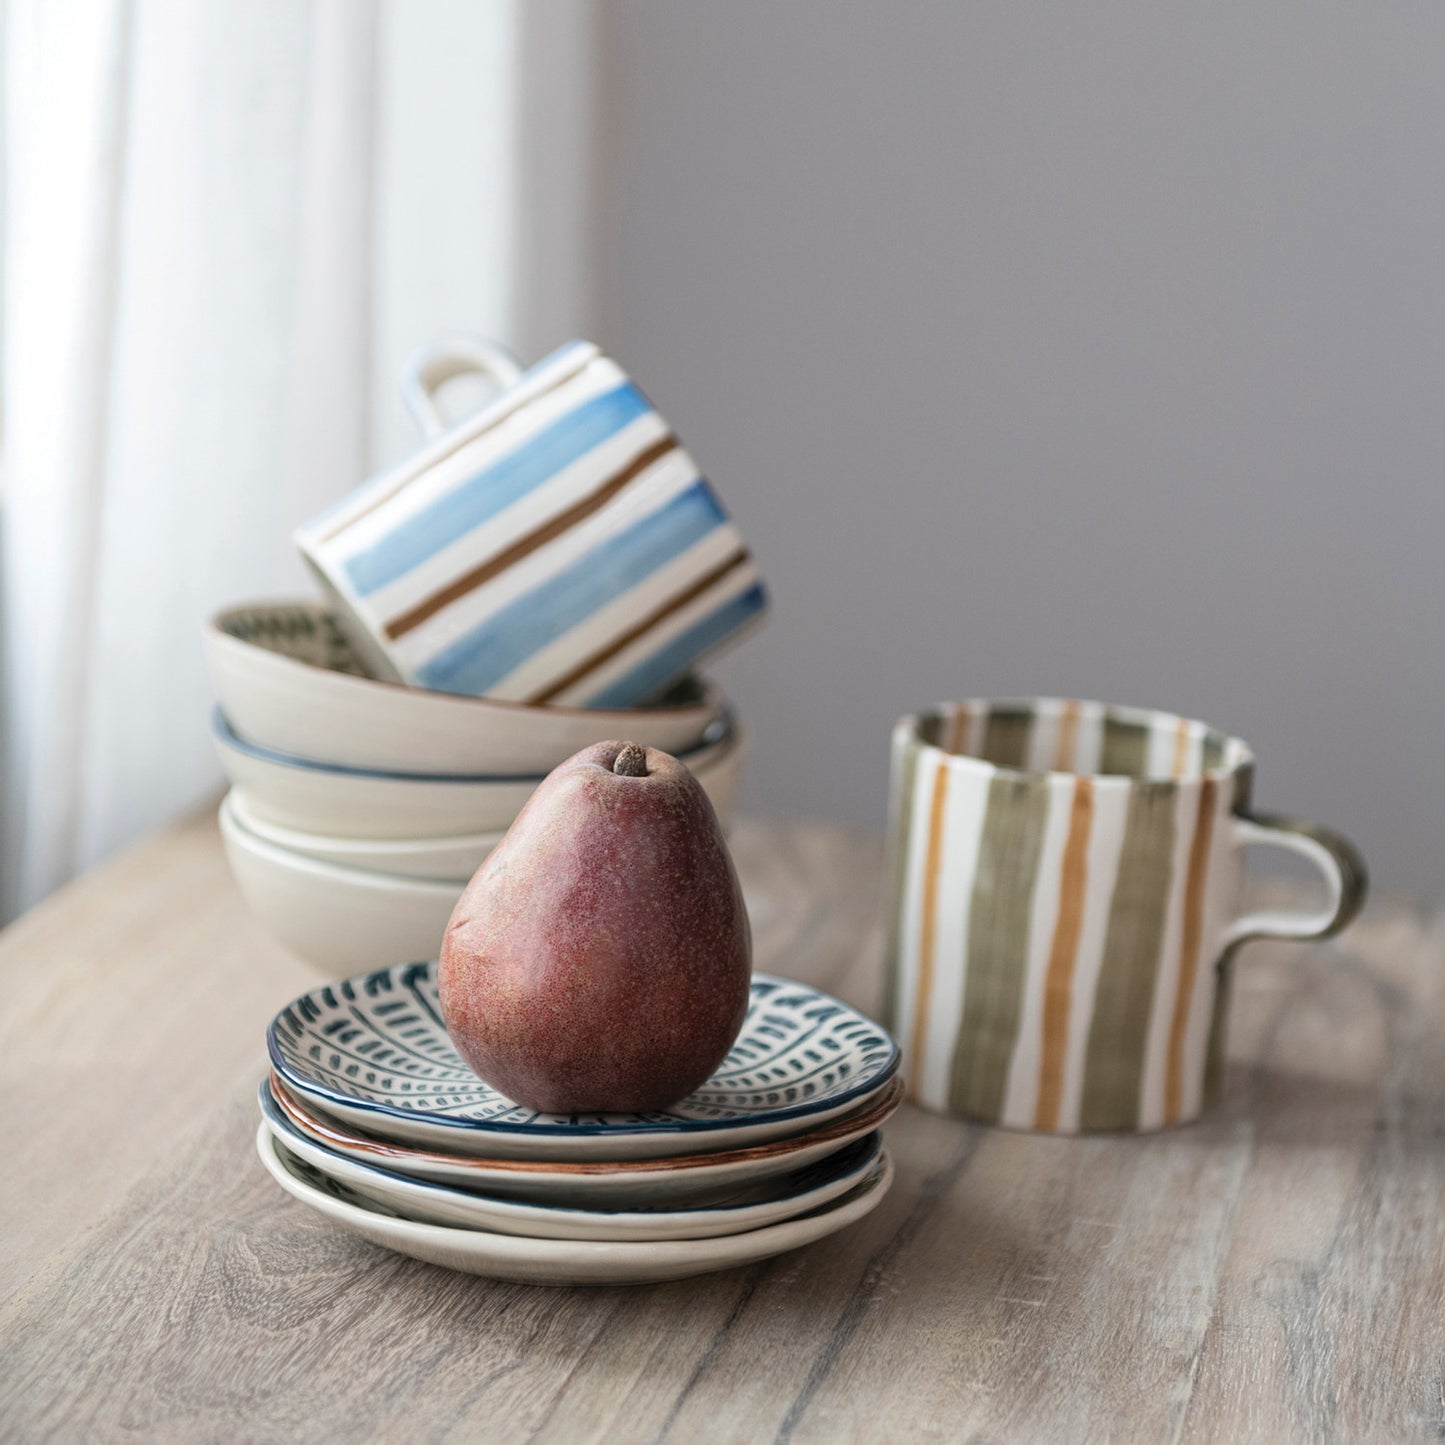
top-left (2, 811), bottom-right (1442, 1442)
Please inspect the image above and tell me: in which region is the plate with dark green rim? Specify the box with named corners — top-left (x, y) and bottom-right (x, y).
top-left (256, 1121), bottom-right (895, 1285)
top-left (258, 1080), bottom-right (885, 1241)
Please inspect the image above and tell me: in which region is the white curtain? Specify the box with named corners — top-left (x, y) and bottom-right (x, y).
top-left (0, 0), bottom-right (600, 918)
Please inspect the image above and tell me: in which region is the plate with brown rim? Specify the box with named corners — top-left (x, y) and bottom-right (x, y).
top-left (267, 1073), bottom-right (904, 1208)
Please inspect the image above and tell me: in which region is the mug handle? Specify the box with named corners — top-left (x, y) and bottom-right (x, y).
top-left (1221, 811), bottom-right (1368, 948)
top-left (400, 335), bottom-right (523, 438)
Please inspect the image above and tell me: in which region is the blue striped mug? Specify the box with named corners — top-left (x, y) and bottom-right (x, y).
top-left (296, 338), bottom-right (767, 706)
top-left (883, 699), bottom-right (1367, 1133)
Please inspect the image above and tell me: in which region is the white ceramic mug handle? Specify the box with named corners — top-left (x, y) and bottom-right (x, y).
top-left (1223, 811), bottom-right (1368, 948)
top-left (400, 336), bottom-right (523, 438)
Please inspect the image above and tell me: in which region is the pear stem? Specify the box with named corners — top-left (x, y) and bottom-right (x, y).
top-left (613, 742), bottom-right (648, 777)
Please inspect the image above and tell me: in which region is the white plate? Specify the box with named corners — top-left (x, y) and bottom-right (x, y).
top-left (228, 792), bottom-right (503, 882)
top-left (205, 601), bottom-right (726, 774)
top-left (268, 963), bottom-right (901, 1159)
top-left (258, 1084), bottom-right (883, 1241)
top-left (268, 1074), bottom-right (904, 1207)
top-left (256, 1123), bottom-right (893, 1285)
top-left (220, 800), bottom-right (462, 975)
top-left (212, 707), bottom-right (743, 840)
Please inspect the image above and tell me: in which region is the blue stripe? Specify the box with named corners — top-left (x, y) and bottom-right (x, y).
top-left (415, 482), bottom-right (733, 696)
top-left (343, 381), bottom-right (653, 596)
top-left (585, 583), bottom-right (768, 707)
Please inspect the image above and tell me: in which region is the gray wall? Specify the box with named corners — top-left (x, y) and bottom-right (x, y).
top-left (599, 2), bottom-right (1445, 897)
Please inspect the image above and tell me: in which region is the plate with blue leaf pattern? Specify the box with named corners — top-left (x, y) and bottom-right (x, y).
top-left (267, 963), bottom-right (900, 1160)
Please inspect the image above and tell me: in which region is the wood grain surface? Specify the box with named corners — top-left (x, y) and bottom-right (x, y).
top-left (1, 810), bottom-right (1441, 1442)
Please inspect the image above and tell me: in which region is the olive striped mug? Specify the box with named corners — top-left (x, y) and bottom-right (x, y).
top-left (882, 699), bottom-right (1367, 1134)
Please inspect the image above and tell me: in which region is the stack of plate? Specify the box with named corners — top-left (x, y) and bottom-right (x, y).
top-left (206, 601), bottom-right (744, 976)
top-left (259, 964), bottom-right (902, 1286)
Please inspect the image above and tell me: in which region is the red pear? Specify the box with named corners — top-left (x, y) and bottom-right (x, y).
top-left (438, 740), bottom-right (751, 1113)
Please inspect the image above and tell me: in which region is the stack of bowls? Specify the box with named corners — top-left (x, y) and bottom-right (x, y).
top-left (257, 963), bottom-right (902, 1285)
top-left (206, 601), bottom-right (745, 975)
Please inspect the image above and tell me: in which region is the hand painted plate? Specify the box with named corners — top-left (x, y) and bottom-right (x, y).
top-left (268, 1074), bottom-right (904, 1208)
top-left (255, 1123), bottom-right (894, 1286)
top-left (267, 963), bottom-right (899, 1159)
top-left (258, 1082), bottom-right (884, 1241)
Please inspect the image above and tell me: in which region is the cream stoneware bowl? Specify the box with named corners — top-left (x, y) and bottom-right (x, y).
top-left (226, 790), bottom-right (504, 882)
top-left (211, 708), bottom-right (743, 839)
top-left (219, 796), bottom-right (463, 974)
top-left (205, 601), bottom-right (726, 774)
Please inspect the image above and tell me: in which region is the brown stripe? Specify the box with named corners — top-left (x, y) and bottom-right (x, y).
top-left (1033, 777), bottom-right (1093, 1130)
top-left (908, 758), bottom-right (952, 1098)
top-left (1171, 717), bottom-right (1191, 778)
top-left (1165, 778), bottom-right (1217, 1124)
top-left (945, 702), bottom-right (971, 755)
top-left (1053, 700), bottom-right (1081, 772)
top-left (385, 434), bottom-right (680, 640)
top-left (317, 350), bottom-right (596, 543)
top-left (525, 547), bottom-right (750, 705)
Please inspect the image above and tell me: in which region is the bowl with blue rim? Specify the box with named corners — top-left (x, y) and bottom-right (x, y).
top-left (213, 705), bottom-right (743, 839)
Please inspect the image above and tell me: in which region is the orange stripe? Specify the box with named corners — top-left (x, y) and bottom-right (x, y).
top-left (316, 351), bottom-right (595, 543)
top-left (946, 702), bottom-right (971, 755)
top-left (1033, 777), bottom-right (1093, 1130)
top-left (523, 547), bottom-right (751, 705)
top-left (908, 760), bottom-right (951, 1098)
top-left (1171, 717), bottom-right (1191, 778)
top-left (1165, 778), bottom-right (1216, 1123)
top-left (1053, 700), bottom-right (1081, 772)
top-left (384, 434), bottom-right (680, 639)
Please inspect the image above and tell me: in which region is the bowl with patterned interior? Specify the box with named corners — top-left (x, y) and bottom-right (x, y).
top-left (267, 963), bottom-right (900, 1161)
top-left (204, 600), bottom-right (729, 775)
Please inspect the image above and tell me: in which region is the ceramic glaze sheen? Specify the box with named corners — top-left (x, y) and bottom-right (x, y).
top-left (440, 741), bottom-right (751, 1113)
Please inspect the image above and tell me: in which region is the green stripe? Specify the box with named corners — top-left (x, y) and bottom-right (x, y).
top-left (1202, 962), bottom-right (1232, 1107)
top-left (1204, 764), bottom-right (1252, 1104)
top-left (880, 736), bottom-right (922, 1036)
top-left (1079, 788), bottom-right (1179, 1130)
top-left (947, 773), bottom-right (1049, 1123)
top-left (1099, 718), bottom-right (1149, 778)
top-left (981, 708), bottom-right (1031, 769)
top-left (1201, 730), bottom-right (1227, 771)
